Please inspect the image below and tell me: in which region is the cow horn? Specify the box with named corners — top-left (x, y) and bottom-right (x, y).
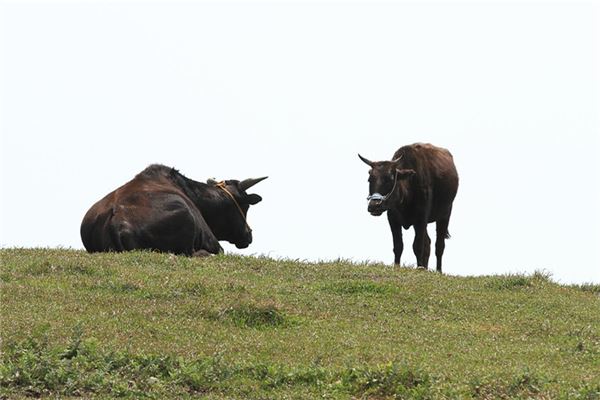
top-left (240, 176), bottom-right (268, 191)
top-left (392, 154), bottom-right (404, 164)
top-left (358, 153), bottom-right (374, 167)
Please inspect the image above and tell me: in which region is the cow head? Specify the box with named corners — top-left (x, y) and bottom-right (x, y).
top-left (358, 154), bottom-right (415, 216)
top-left (208, 177), bottom-right (267, 249)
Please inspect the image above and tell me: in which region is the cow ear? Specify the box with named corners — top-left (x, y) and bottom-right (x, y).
top-left (246, 194), bottom-right (262, 205)
top-left (396, 169), bottom-right (415, 179)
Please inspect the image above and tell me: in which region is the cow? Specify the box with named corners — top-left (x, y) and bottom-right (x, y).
top-left (80, 164), bottom-right (267, 256)
top-left (358, 143), bottom-right (458, 272)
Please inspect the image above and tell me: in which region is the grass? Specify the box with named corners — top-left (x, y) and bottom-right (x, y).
top-left (1, 248), bottom-right (599, 399)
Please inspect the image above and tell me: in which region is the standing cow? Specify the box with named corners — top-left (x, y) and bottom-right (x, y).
top-left (81, 164), bottom-right (267, 256)
top-left (359, 143), bottom-right (458, 272)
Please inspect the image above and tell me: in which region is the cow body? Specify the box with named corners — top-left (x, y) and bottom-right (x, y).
top-left (81, 164), bottom-right (266, 255)
top-left (359, 143), bottom-right (458, 272)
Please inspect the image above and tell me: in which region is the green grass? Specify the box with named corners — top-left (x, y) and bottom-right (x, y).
top-left (1, 248), bottom-right (599, 399)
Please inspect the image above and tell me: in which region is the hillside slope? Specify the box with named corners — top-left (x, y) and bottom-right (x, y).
top-left (1, 249), bottom-right (599, 399)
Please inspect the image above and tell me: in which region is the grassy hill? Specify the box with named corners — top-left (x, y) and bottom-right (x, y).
top-left (1, 248), bottom-right (599, 399)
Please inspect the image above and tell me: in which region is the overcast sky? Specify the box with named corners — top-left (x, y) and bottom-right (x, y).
top-left (1, 1), bottom-right (598, 284)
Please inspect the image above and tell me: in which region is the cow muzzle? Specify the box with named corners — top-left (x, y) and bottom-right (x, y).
top-left (235, 230), bottom-right (253, 249)
top-left (367, 193), bottom-right (386, 216)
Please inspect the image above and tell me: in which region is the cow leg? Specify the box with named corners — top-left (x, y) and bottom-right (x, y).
top-left (423, 232), bottom-right (431, 269)
top-left (189, 208), bottom-right (223, 255)
top-left (413, 223), bottom-right (430, 269)
top-left (387, 210), bottom-right (403, 265)
top-left (119, 229), bottom-right (142, 251)
top-left (143, 195), bottom-right (222, 256)
top-left (435, 215), bottom-right (451, 273)
top-left (108, 215), bottom-right (141, 252)
top-left (196, 228), bottom-right (223, 255)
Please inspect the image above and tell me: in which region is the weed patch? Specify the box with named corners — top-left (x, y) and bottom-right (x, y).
top-left (341, 363), bottom-right (432, 399)
top-left (0, 332), bottom-right (431, 398)
top-left (2, 330), bottom-right (600, 399)
top-left (470, 370), bottom-right (547, 399)
top-left (245, 363), bottom-right (331, 389)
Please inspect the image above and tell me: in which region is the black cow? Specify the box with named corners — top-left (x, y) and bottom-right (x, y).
top-left (81, 164), bottom-right (267, 255)
top-left (359, 143), bottom-right (458, 272)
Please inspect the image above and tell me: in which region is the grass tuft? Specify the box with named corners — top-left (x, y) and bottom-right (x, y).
top-left (208, 304), bottom-right (289, 328)
top-left (485, 274), bottom-right (535, 290)
top-left (570, 283), bottom-right (600, 295)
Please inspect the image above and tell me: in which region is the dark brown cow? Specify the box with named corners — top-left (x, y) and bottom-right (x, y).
top-left (359, 143), bottom-right (458, 272)
top-left (81, 164), bottom-right (267, 255)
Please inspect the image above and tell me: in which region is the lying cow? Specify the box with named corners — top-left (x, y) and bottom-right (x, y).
top-left (359, 143), bottom-right (458, 272)
top-left (80, 164), bottom-right (267, 255)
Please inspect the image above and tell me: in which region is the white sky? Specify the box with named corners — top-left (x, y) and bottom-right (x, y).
top-left (1, 1), bottom-right (599, 284)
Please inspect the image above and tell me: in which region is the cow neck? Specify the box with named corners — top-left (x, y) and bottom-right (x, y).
top-left (170, 173), bottom-right (216, 212)
top-left (397, 179), bottom-right (411, 205)
top-left (215, 181), bottom-right (250, 230)
top-left (392, 155), bottom-right (416, 209)
top-left (175, 176), bottom-right (239, 232)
